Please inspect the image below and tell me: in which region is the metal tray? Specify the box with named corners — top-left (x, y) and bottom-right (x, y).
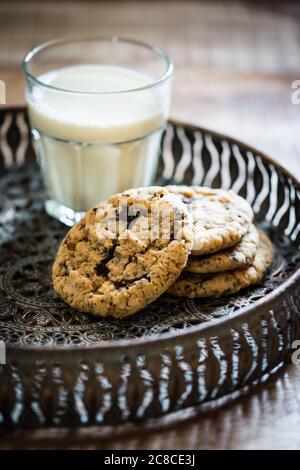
top-left (0, 107), bottom-right (299, 429)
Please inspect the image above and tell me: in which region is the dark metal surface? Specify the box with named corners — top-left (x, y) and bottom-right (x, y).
top-left (0, 107), bottom-right (299, 428)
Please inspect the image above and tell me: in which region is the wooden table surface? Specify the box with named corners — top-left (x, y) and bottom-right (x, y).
top-left (0, 0), bottom-right (300, 450)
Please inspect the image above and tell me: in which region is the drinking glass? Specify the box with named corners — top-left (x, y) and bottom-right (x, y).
top-left (23, 36), bottom-right (173, 225)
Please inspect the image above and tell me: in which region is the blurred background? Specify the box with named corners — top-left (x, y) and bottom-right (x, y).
top-left (0, 0), bottom-right (299, 179)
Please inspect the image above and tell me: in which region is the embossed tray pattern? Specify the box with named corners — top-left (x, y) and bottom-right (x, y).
top-left (0, 107), bottom-right (299, 428)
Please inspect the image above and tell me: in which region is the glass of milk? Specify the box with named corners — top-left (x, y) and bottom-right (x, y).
top-left (23, 37), bottom-right (173, 225)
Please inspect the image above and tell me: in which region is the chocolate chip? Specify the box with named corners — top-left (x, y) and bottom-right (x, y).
top-left (116, 273), bottom-right (150, 289)
top-left (59, 260), bottom-right (69, 276)
top-left (95, 245), bottom-right (116, 277)
top-left (95, 261), bottom-right (109, 277)
top-left (102, 245), bottom-right (116, 260)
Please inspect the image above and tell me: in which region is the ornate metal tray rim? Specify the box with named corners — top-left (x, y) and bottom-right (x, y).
top-left (3, 113), bottom-right (299, 352)
top-left (0, 362), bottom-right (284, 443)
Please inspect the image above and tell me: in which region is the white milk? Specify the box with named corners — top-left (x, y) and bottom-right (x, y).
top-left (27, 65), bottom-right (167, 213)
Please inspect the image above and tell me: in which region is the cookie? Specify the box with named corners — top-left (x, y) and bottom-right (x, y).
top-left (186, 224), bottom-right (259, 274)
top-left (52, 186), bottom-right (194, 318)
top-left (166, 185), bottom-right (254, 256)
top-left (168, 230), bottom-right (274, 298)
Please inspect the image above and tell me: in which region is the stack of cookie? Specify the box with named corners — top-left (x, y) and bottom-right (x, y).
top-left (52, 185), bottom-right (274, 318)
top-left (166, 186), bottom-right (274, 299)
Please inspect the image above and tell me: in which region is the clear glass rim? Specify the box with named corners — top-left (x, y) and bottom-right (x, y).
top-left (22, 35), bottom-right (174, 95)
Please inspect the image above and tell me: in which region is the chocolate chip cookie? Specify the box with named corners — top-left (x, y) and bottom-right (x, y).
top-left (166, 185), bottom-right (254, 256)
top-left (52, 187), bottom-right (194, 318)
top-left (168, 230), bottom-right (274, 298)
top-left (186, 224), bottom-right (259, 274)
